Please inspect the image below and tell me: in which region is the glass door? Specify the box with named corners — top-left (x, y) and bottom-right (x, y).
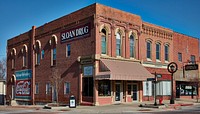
top-left (132, 84), bottom-right (138, 101)
top-left (115, 84), bottom-right (121, 101)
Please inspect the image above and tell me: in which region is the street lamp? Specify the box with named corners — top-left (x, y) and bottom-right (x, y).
top-left (167, 62), bottom-right (178, 104)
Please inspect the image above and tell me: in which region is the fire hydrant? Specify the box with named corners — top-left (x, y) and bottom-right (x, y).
top-left (159, 98), bottom-right (163, 105)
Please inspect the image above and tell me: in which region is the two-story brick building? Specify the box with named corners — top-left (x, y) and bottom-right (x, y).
top-left (6, 3), bottom-right (199, 106)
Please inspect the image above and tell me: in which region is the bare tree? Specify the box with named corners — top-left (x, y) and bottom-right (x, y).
top-left (50, 68), bottom-right (63, 106)
top-left (0, 57), bottom-right (6, 80)
top-left (189, 77), bottom-right (200, 103)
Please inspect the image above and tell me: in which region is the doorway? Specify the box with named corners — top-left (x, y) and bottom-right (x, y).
top-left (132, 84), bottom-right (138, 101)
top-left (115, 83), bottom-right (121, 102)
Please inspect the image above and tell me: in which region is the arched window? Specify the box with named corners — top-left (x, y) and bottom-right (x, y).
top-left (22, 44), bottom-right (28, 67)
top-left (11, 48), bottom-right (16, 69)
top-left (156, 43), bottom-right (161, 60)
top-left (101, 29), bottom-right (107, 54)
top-left (116, 32), bottom-right (121, 56)
top-left (50, 35), bottom-right (57, 66)
top-left (146, 41), bottom-right (152, 59)
top-left (130, 34), bottom-right (135, 58)
top-left (165, 44), bottom-right (169, 61)
top-left (35, 40), bottom-right (41, 65)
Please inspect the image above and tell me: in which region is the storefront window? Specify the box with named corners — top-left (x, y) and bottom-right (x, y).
top-left (179, 85), bottom-right (197, 96)
top-left (98, 80), bottom-right (111, 96)
top-left (143, 81), bottom-right (153, 96)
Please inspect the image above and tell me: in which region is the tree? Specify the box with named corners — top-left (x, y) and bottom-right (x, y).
top-left (0, 57), bottom-right (6, 80)
top-left (50, 68), bottom-right (63, 106)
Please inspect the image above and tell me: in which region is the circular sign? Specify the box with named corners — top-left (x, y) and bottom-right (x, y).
top-left (167, 62), bottom-right (178, 73)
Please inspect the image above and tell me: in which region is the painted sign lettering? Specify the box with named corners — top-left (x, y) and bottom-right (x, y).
top-left (61, 23), bottom-right (90, 42)
top-left (16, 80), bottom-right (31, 96)
top-left (15, 69), bottom-right (32, 100)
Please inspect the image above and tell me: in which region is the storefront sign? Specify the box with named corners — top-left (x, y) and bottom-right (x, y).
top-left (15, 69), bottom-right (32, 100)
top-left (83, 66), bottom-right (93, 76)
top-left (185, 64), bottom-right (198, 71)
top-left (61, 23), bottom-right (90, 43)
top-left (16, 80), bottom-right (31, 97)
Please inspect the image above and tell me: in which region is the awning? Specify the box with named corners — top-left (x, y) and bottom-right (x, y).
top-left (96, 59), bottom-right (154, 81)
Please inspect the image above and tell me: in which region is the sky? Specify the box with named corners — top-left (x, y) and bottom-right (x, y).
top-left (0, 0), bottom-right (200, 59)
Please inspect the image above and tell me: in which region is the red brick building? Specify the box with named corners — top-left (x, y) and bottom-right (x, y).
top-left (173, 32), bottom-right (200, 100)
top-left (6, 3), bottom-right (199, 105)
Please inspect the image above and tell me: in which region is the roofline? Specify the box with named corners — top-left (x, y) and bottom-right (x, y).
top-left (174, 31), bottom-right (199, 40)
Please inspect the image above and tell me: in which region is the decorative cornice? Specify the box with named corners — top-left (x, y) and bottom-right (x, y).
top-left (142, 24), bottom-right (173, 40)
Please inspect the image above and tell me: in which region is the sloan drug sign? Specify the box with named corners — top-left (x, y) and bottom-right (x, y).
top-left (61, 23), bottom-right (91, 43)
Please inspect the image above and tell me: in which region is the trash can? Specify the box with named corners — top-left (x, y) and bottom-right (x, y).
top-left (69, 95), bottom-right (76, 108)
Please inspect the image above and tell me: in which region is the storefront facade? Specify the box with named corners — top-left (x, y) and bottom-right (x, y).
top-left (173, 32), bottom-right (200, 100)
top-left (6, 3), bottom-right (199, 106)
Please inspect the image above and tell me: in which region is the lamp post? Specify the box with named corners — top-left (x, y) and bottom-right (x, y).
top-left (154, 72), bottom-right (157, 106)
top-left (167, 62), bottom-right (178, 104)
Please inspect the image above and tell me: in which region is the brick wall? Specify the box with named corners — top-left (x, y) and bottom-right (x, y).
top-left (173, 32), bottom-right (199, 69)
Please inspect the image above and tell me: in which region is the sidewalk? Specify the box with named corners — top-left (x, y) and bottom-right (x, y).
top-left (0, 99), bottom-right (199, 113)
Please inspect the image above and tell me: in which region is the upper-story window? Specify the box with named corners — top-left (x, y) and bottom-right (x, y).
top-left (41, 50), bottom-right (45, 59)
top-left (66, 44), bottom-right (71, 57)
top-left (178, 52), bottom-right (182, 62)
top-left (156, 43), bottom-right (161, 61)
top-left (35, 40), bottom-right (41, 65)
top-left (11, 48), bottom-right (16, 69)
top-left (146, 40), bottom-right (152, 60)
top-left (116, 32), bottom-right (121, 56)
top-left (50, 35), bottom-right (57, 66)
top-left (164, 44), bottom-right (169, 61)
top-left (53, 48), bottom-right (56, 65)
top-left (130, 34), bottom-right (135, 58)
top-left (101, 29), bottom-right (107, 55)
top-left (22, 44), bottom-right (28, 67)
top-left (191, 55), bottom-right (195, 64)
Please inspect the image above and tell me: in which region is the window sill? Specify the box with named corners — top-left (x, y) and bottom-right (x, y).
top-left (156, 59), bottom-right (161, 63)
top-left (101, 54), bottom-right (109, 57)
top-left (116, 56), bottom-right (123, 59)
top-left (22, 66), bottom-right (27, 69)
top-left (130, 57), bottom-right (136, 60)
top-left (11, 68), bottom-right (16, 70)
top-left (165, 61), bottom-right (169, 64)
top-left (147, 58), bottom-right (152, 62)
top-left (35, 64), bottom-right (40, 66)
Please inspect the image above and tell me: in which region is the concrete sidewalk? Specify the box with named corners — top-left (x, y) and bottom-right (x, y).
top-left (0, 99), bottom-right (199, 114)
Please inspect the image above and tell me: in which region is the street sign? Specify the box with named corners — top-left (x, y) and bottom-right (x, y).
top-left (185, 64), bottom-right (198, 71)
top-left (147, 78), bottom-right (155, 81)
top-left (156, 74), bottom-right (162, 78)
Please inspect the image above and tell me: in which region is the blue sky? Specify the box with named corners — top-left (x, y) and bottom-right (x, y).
top-left (0, 0), bottom-right (200, 59)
